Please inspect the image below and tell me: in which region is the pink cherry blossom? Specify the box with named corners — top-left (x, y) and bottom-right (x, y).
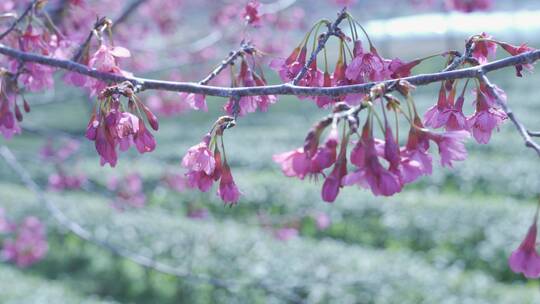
top-left (269, 46), bottom-right (307, 84)
top-left (509, 218), bottom-right (540, 279)
top-left (472, 33), bottom-right (497, 64)
top-left (322, 143), bottom-right (347, 202)
top-left (424, 86), bottom-right (467, 131)
top-left (85, 45), bottom-right (132, 96)
top-left (467, 89), bottom-right (507, 144)
top-left (346, 41), bottom-right (387, 83)
top-left (182, 134), bottom-right (216, 175)
top-left (429, 130), bottom-right (469, 168)
top-left (343, 124), bottom-right (402, 196)
top-left (499, 42), bottom-right (536, 77)
top-left (273, 227), bottom-right (298, 241)
top-left (217, 163), bottom-right (241, 205)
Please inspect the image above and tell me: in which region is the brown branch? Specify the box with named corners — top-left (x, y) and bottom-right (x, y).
top-left (292, 8), bottom-right (347, 85)
top-left (478, 72), bottom-right (540, 157)
top-left (1, 42), bottom-right (539, 98)
top-left (0, 0), bottom-right (39, 41)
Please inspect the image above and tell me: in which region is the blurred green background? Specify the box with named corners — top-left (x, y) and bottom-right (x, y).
top-left (2, 2), bottom-right (540, 304)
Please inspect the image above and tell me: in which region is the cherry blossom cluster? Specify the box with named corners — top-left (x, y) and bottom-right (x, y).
top-left (0, 210), bottom-right (48, 268)
top-left (85, 82), bottom-right (158, 167)
top-left (270, 17), bottom-right (535, 203)
top-left (181, 117), bottom-right (240, 206)
top-left (224, 50), bottom-right (277, 117)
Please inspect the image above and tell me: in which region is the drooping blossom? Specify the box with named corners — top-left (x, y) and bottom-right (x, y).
top-left (2, 217), bottom-right (48, 268)
top-left (273, 123), bottom-right (338, 180)
top-left (85, 90), bottom-right (158, 167)
top-left (424, 84), bottom-right (467, 131)
top-left (225, 59), bottom-right (277, 116)
top-left (183, 134), bottom-right (218, 191)
top-left (467, 87), bottom-right (507, 144)
top-left (321, 130), bottom-right (347, 203)
top-left (509, 210), bottom-right (540, 279)
top-left (217, 162), bottom-right (241, 205)
top-left (399, 119), bottom-right (433, 184)
top-left (499, 42), bottom-right (536, 77)
top-left (182, 134), bottom-right (216, 175)
top-left (269, 46), bottom-right (307, 84)
top-left (346, 41), bottom-right (388, 83)
top-left (428, 130), bottom-right (469, 168)
top-left (343, 122), bottom-right (402, 196)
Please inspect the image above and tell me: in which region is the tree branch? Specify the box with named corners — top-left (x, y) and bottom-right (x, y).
top-left (1, 43), bottom-right (539, 98)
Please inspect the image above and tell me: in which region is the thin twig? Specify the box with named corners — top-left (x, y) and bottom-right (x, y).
top-left (0, 0), bottom-right (38, 41)
top-left (199, 42), bottom-right (255, 85)
top-left (478, 72), bottom-right (540, 157)
top-left (1, 43), bottom-right (539, 98)
top-left (443, 39), bottom-right (475, 72)
top-left (292, 8), bottom-right (348, 85)
top-left (528, 131), bottom-right (540, 137)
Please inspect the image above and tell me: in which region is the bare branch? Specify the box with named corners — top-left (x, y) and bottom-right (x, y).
top-left (0, 0), bottom-right (39, 41)
top-left (1, 42), bottom-right (539, 98)
top-left (528, 131), bottom-right (540, 137)
top-left (478, 72), bottom-right (540, 157)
